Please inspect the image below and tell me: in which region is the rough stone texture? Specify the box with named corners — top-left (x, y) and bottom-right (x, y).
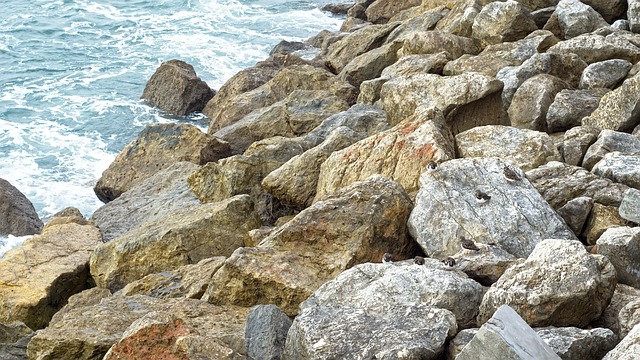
top-left (408, 158), bottom-right (576, 260)
top-left (0, 222), bottom-right (101, 330)
top-left (536, 327), bottom-right (617, 360)
top-left (547, 34), bottom-right (640, 64)
top-left (478, 239), bottom-right (617, 327)
top-left (301, 261), bottom-right (483, 329)
top-left (554, 0), bottom-right (609, 39)
top-left (314, 110), bottom-right (455, 201)
top-left (526, 161), bottom-right (629, 209)
top-left (597, 227), bottom-right (640, 288)
top-left (602, 323), bottom-right (640, 359)
top-left (593, 152), bottom-right (640, 189)
top-left (384, 6), bottom-right (449, 41)
top-left (397, 30), bottom-right (479, 59)
top-left (94, 123), bottom-right (230, 203)
top-left (471, 0), bottom-right (538, 47)
top-left (547, 89), bottom-right (608, 133)
top-left (457, 305), bottom-right (561, 360)
top-left (204, 175), bottom-right (418, 316)
top-left (118, 257), bottom-right (226, 299)
top-left (562, 126), bottom-right (600, 166)
top-left (583, 0), bottom-right (625, 23)
top-left (325, 23), bottom-right (399, 73)
top-left (592, 284), bottom-right (640, 338)
top-left (582, 75), bottom-right (640, 132)
top-left (446, 328), bottom-right (477, 360)
top-left (141, 59), bottom-right (214, 116)
top-left (620, 188), bottom-right (640, 223)
top-left (338, 41), bottom-right (401, 87)
top-left (619, 299), bottom-right (640, 339)
top-left (0, 178), bottom-right (42, 236)
top-left (283, 304), bottom-right (457, 360)
top-left (206, 65), bottom-right (356, 134)
top-left (582, 203), bottom-right (633, 245)
top-left (245, 305), bottom-right (292, 360)
top-left (90, 195), bottom-right (260, 292)
top-left (447, 246), bottom-right (520, 286)
top-left (508, 74), bottom-right (569, 131)
top-left (381, 52), bottom-right (450, 79)
top-left (365, 0), bottom-right (421, 23)
top-left (582, 130), bottom-right (640, 170)
top-left (379, 71), bottom-right (504, 126)
top-left (456, 125), bottom-right (563, 171)
top-left (91, 162), bottom-right (200, 242)
top-left (556, 196), bottom-right (593, 236)
top-left (432, 0), bottom-right (480, 37)
top-left (630, 0), bottom-right (640, 33)
top-left (0, 321), bottom-right (34, 360)
top-left (580, 59), bottom-right (633, 89)
top-left (42, 207), bottom-right (89, 230)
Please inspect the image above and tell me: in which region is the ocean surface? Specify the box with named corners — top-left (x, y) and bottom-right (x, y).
top-left (0, 0), bottom-right (345, 254)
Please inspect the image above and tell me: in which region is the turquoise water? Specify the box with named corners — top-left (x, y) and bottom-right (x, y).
top-left (0, 0), bottom-right (344, 253)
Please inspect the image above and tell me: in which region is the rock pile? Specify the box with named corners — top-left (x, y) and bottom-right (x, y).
top-left (2, 0), bottom-right (640, 358)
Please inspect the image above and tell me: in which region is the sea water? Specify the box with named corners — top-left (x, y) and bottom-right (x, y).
top-left (0, 0), bottom-right (345, 254)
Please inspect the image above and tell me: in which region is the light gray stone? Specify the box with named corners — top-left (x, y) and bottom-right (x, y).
top-left (582, 130), bottom-right (640, 170)
top-left (592, 284), bottom-right (640, 338)
top-left (547, 34), bottom-right (640, 64)
top-left (602, 323), bottom-right (640, 359)
top-left (597, 227), bottom-right (640, 288)
top-left (629, 0), bottom-right (640, 34)
top-left (245, 304), bottom-right (292, 360)
top-left (471, 0), bottom-right (538, 47)
top-left (582, 75), bottom-right (640, 132)
top-left (562, 126), bottom-right (600, 166)
top-left (547, 89), bottom-right (608, 133)
top-left (620, 188), bottom-right (640, 223)
top-left (556, 196), bottom-right (593, 236)
top-left (580, 59), bottom-right (632, 89)
top-left (536, 327), bottom-right (617, 360)
top-left (447, 245), bottom-right (520, 286)
top-left (592, 152), bottom-right (640, 189)
top-left (508, 74), bottom-right (569, 131)
top-left (554, 0), bottom-right (609, 39)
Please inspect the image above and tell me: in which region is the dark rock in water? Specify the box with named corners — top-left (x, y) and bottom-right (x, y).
top-left (245, 304), bottom-right (291, 360)
top-left (269, 40), bottom-right (308, 56)
top-left (0, 178), bottom-right (43, 236)
top-left (141, 59), bottom-right (214, 116)
top-left (321, 3), bottom-right (352, 15)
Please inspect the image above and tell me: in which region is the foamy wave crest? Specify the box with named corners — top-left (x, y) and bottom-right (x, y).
top-left (0, 235), bottom-right (32, 258)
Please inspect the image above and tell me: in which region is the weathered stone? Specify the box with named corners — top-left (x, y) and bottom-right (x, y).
top-left (531, 6), bottom-right (556, 28)
top-left (42, 207), bottom-right (88, 230)
top-left (397, 30), bottom-right (479, 59)
top-left (602, 323), bottom-right (640, 359)
top-left (118, 257), bottom-right (226, 299)
top-left (245, 305), bottom-right (292, 360)
top-left (0, 178), bottom-right (42, 236)
top-left (619, 299), bottom-right (640, 339)
top-left (325, 23), bottom-right (399, 72)
top-left (562, 126), bottom-right (600, 166)
top-left (592, 284), bottom-right (640, 338)
top-left (556, 196), bottom-right (593, 236)
top-left (302, 261), bottom-right (483, 329)
top-left (283, 304), bottom-right (457, 359)
top-left (90, 195), bottom-right (260, 292)
top-left (141, 59), bottom-right (214, 116)
top-left (321, 3), bottom-right (351, 15)
top-left (0, 222), bottom-right (101, 330)
top-left (478, 239), bottom-right (617, 327)
top-left (409, 158), bottom-right (576, 259)
top-left (446, 328), bottom-right (477, 360)
top-left (580, 59), bottom-right (632, 89)
top-left (509, 74), bottom-right (569, 131)
top-left (593, 152), bottom-right (640, 189)
top-left (94, 123), bottom-right (230, 203)
top-left (456, 125), bottom-right (562, 171)
top-left (630, 0), bottom-right (640, 33)
top-left (0, 321), bottom-right (33, 344)
top-left (364, 0), bottom-right (421, 23)
top-left (526, 161), bottom-right (629, 209)
top-left (448, 245), bottom-right (520, 286)
top-left (314, 109), bottom-right (455, 201)
top-left (546, 89), bottom-right (608, 133)
top-left (91, 162), bottom-right (200, 242)
top-left (620, 188), bottom-right (640, 223)
top-left (597, 227), bottom-right (640, 288)
top-left (380, 52), bottom-right (450, 78)
top-left (472, 0), bottom-right (538, 47)
top-left (583, 130), bottom-right (640, 170)
top-left (582, 76), bottom-right (640, 132)
top-left (204, 175), bottom-right (418, 316)
top-left (434, 0), bottom-right (480, 37)
top-left (553, 0), bottom-right (609, 39)
top-left (582, 203), bottom-right (633, 245)
top-left (547, 34), bottom-right (640, 64)
top-left (338, 41), bottom-right (401, 87)
top-left (583, 0), bottom-right (625, 23)
top-left (458, 305), bottom-right (561, 360)
top-left (536, 327), bottom-right (617, 360)
top-left (385, 6), bottom-right (449, 42)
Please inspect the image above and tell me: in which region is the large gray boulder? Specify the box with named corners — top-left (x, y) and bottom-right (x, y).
top-left (582, 75), bottom-right (640, 132)
top-left (582, 130), bottom-right (640, 170)
top-left (536, 327), bottom-right (617, 360)
top-left (408, 158), bottom-right (577, 259)
top-left (562, 126), bottom-right (600, 166)
top-left (580, 59), bottom-right (632, 89)
top-left (553, 0), bottom-right (609, 39)
top-left (245, 305), bottom-right (291, 360)
top-left (546, 89), bottom-right (608, 133)
top-left (629, 0), bottom-right (640, 33)
top-left (547, 34), bottom-right (640, 64)
top-left (478, 239), bottom-right (617, 327)
top-left (592, 152), bottom-right (640, 189)
top-left (0, 178), bottom-right (42, 236)
top-left (597, 227), bottom-right (640, 288)
top-left (508, 74), bottom-right (569, 131)
top-left (620, 188), bottom-right (640, 223)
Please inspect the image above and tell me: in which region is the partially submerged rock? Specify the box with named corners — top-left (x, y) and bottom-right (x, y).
top-left (0, 178), bottom-right (42, 236)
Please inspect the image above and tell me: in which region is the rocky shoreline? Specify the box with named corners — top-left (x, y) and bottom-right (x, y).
top-left (2, 0), bottom-right (640, 358)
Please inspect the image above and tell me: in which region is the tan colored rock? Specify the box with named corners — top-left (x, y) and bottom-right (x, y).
top-left (508, 74), bottom-right (569, 132)
top-left (455, 125), bottom-right (562, 171)
top-left (397, 30), bottom-right (479, 59)
top-left (42, 207), bottom-right (88, 231)
top-left (434, 0), bottom-right (481, 37)
top-left (90, 195), bottom-right (260, 292)
top-left (338, 42), bottom-right (401, 87)
top-left (562, 126), bottom-right (600, 166)
top-left (547, 90), bottom-right (608, 133)
top-left (365, 0), bottom-right (422, 23)
top-left (582, 75), bottom-right (640, 132)
top-left (0, 222), bottom-right (101, 330)
top-left (314, 110), bottom-right (455, 201)
top-left (472, 0), bottom-right (538, 47)
top-left (553, 0), bottom-right (609, 40)
top-left (582, 203), bottom-right (633, 245)
top-left (325, 23), bottom-right (400, 73)
top-left (204, 175), bottom-right (418, 316)
top-left (547, 34), bottom-right (640, 64)
top-left (385, 5), bottom-right (449, 41)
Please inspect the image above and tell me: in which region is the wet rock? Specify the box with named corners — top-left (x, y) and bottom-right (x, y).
top-left (301, 261), bottom-right (483, 329)
top-left (597, 227), bottom-right (640, 288)
top-left (536, 326), bottom-right (617, 360)
top-left (408, 158), bottom-right (576, 259)
top-left (204, 175), bottom-right (417, 316)
top-left (526, 161), bottom-right (629, 209)
top-left (478, 239), bottom-right (617, 327)
top-left (508, 74), bottom-right (569, 131)
top-left (94, 123), bottom-right (230, 203)
top-left (471, 0), bottom-right (538, 47)
top-left (325, 23), bottom-right (399, 72)
top-left (602, 323), bottom-right (640, 359)
top-left (547, 33), bottom-right (640, 64)
top-left (556, 196), bottom-right (593, 236)
top-left (314, 109), bottom-right (455, 201)
top-left (245, 305), bottom-right (292, 360)
top-left (592, 152), bottom-right (640, 189)
top-left (582, 130), bottom-right (640, 170)
top-left (141, 59), bottom-right (214, 116)
top-left (580, 59), bottom-right (632, 89)
top-left (283, 304), bottom-right (457, 359)
top-left (546, 89), bottom-right (608, 133)
top-left (92, 162), bottom-right (200, 242)
top-left (0, 222), bottom-right (101, 330)
top-left (562, 126), bottom-right (600, 166)
top-left (582, 76), bottom-right (640, 132)
top-left (0, 178), bottom-right (42, 236)
top-left (620, 188), bottom-right (640, 223)
top-left (118, 257), bottom-right (226, 299)
top-left (90, 195), bottom-right (260, 292)
top-left (456, 125), bottom-right (562, 171)
top-left (553, 0), bottom-right (609, 39)
top-left (458, 305), bottom-right (561, 360)
top-left (582, 203), bottom-right (633, 245)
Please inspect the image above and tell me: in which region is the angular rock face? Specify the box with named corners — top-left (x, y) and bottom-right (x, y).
top-left (204, 175), bottom-right (418, 316)
top-left (448, 246), bottom-right (520, 287)
top-left (546, 89), bottom-right (608, 133)
top-left (597, 227), bottom-right (640, 288)
top-left (582, 130), bottom-right (640, 170)
top-left (301, 261), bottom-right (483, 329)
top-left (0, 178), bottom-right (42, 236)
top-left (94, 123), bottom-right (230, 203)
top-left (556, 196), bottom-right (593, 236)
top-left (580, 59), bottom-right (632, 89)
top-left (455, 125), bottom-right (562, 171)
top-left (592, 284), bottom-right (640, 338)
top-left (396, 30), bottom-right (479, 59)
top-left (592, 152), bottom-right (640, 189)
top-left (314, 110), bottom-right (455, 201)
top-left (245, 305), bottom-right (292, 360)
top-left (141, 59), bottom-right (214, 116)
top-left (508, 74), bottom-right (569, 131)
top-left (602, 323), bottom-right (640, 359)
top-left (478, 239), bottom-right (617, 327)
top-left (553, 0), bottom-right (609, 39)
top-left (536, 326), bottom-right (617, 360)
top-left (582, 75), bottom-right (640, 132)
top-left (471, 0), bottom-right (538, 47)
top-left (583, 202), bottom-right (633, 245)
top-left (562, 126), bottom-right (600, 166)
top-left (365, 0), bottom-right (421, 23)
top-left (547, 34), bottom-right (640, 64)
top-left (408, 158), bottom-right (576, 259)
top-left (283, 305), bottom-right (457, 360)
top-left (0, 222), bottom-right (102, 330)
top-left (629, 0), bottom-right (640, 33)
top-left (620, 188), bottom-right (640, 223)
top-left (90, 195), bottom-right (260, 292)
top-left (457, 305), bottom-right (561, 360)
top-left (338, 42), bottom-right (401, 88)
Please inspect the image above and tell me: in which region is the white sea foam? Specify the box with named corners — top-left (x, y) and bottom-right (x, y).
top-left (0, 235), bottom-right (33, 258)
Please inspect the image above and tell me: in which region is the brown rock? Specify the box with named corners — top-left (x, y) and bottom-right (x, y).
top-left (338, 41), bottom-right (401, 87)
top-left (365, 0), bottom-right (422, 23)
top-left (582, 203), bottom-right (633, 245)
top-left (0, 178), bottom-right (42, 236)
top-left (397, 30), bottom-right (480, 59)
top-left (582, 75), bottom-right (640, 132)
top-left (591, 284), bottom-right (640, 338)
top-left (325, 23), bottom-right (400, 73)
